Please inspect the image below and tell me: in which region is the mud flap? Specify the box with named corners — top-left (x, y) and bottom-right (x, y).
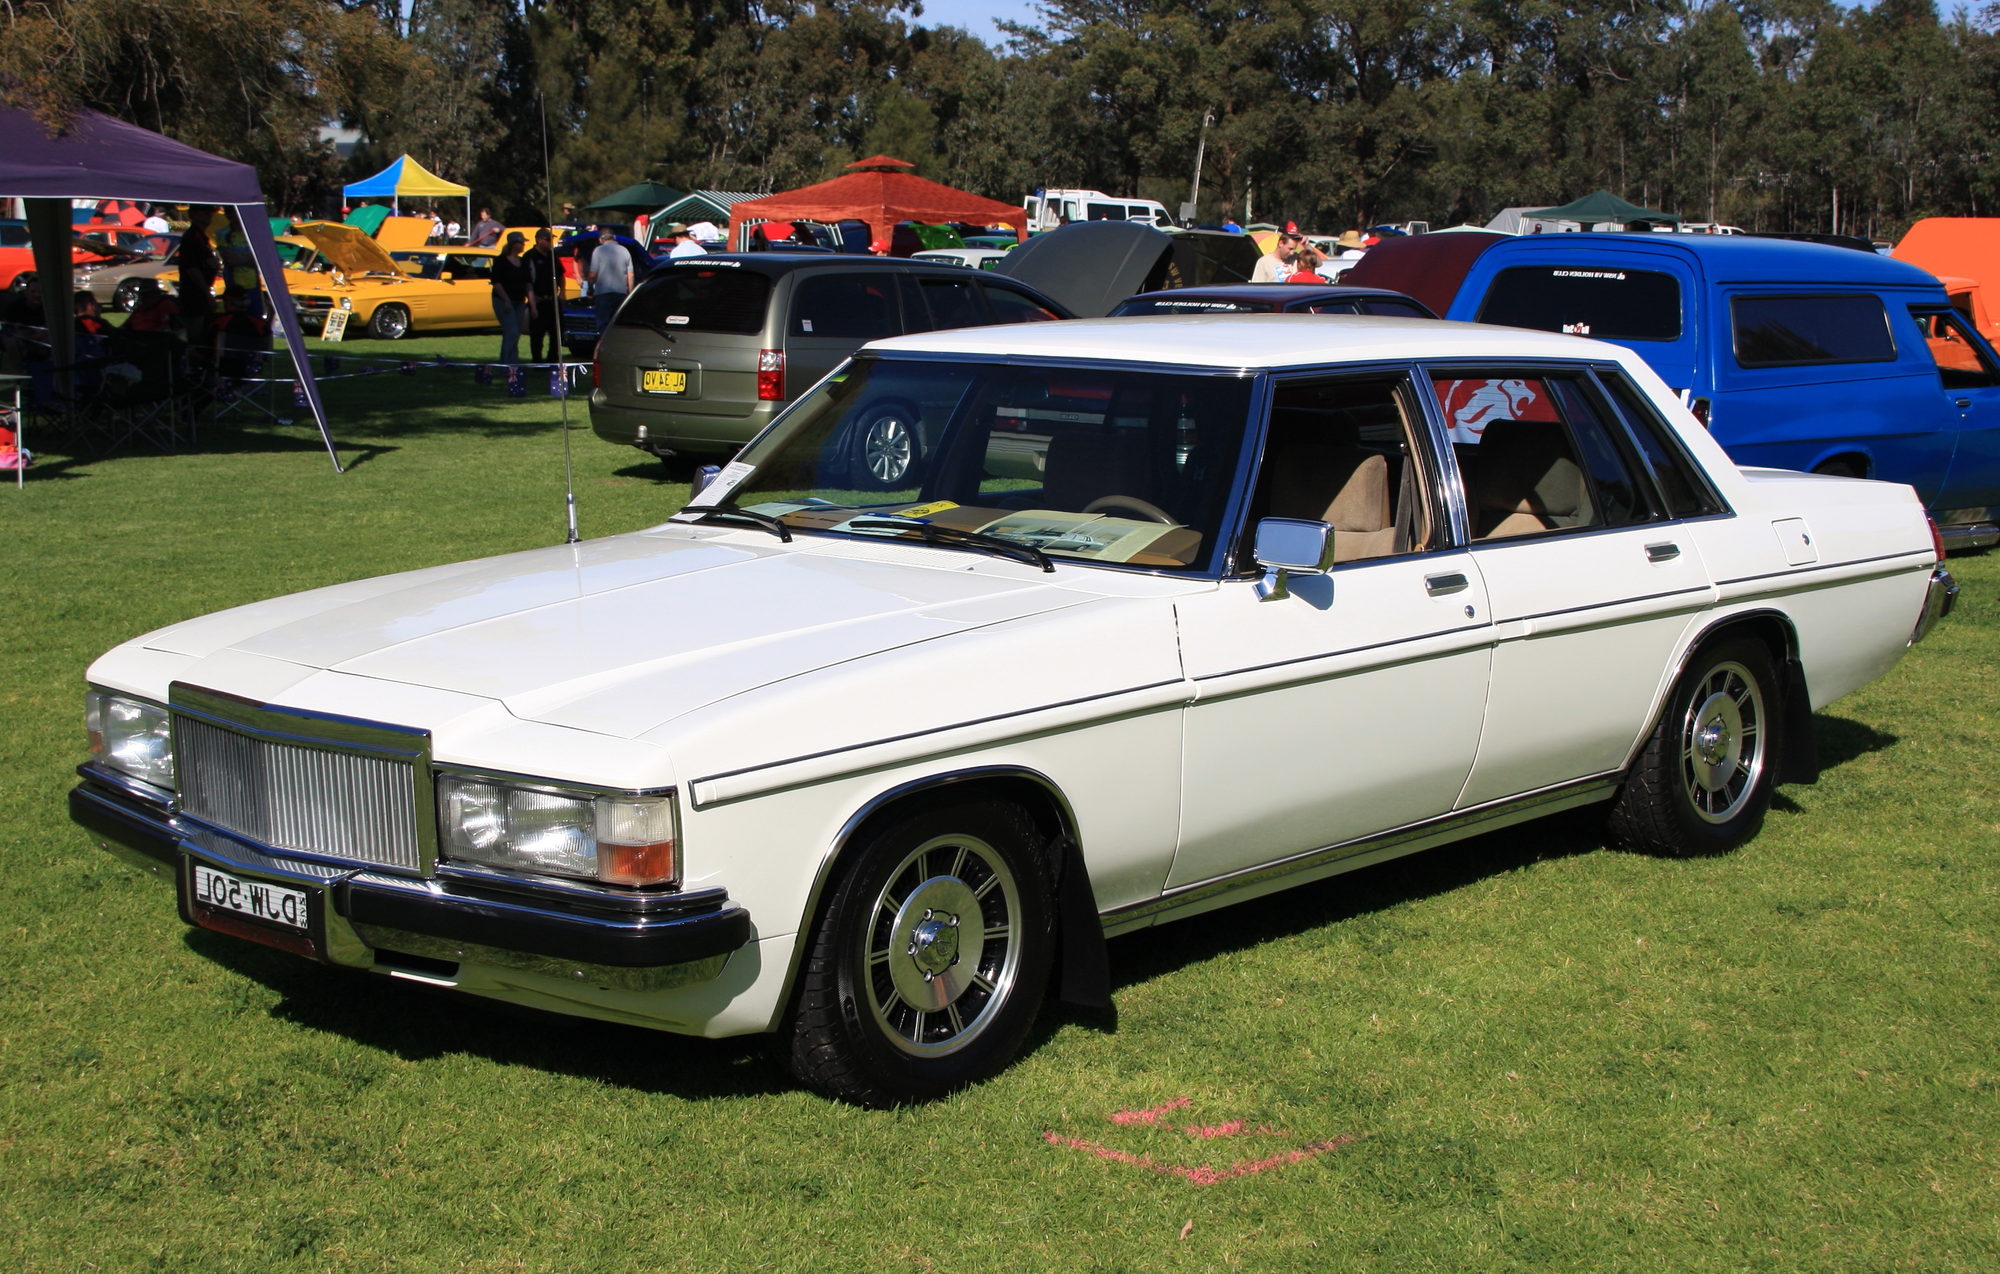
top-left (1781, 658), bottom-right (1820, 786)
top-left (1053, 835), bottom-right (1111, 1008)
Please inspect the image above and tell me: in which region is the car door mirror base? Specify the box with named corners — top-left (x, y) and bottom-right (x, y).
top-left (1253, 517), bottom-right (1337, 602)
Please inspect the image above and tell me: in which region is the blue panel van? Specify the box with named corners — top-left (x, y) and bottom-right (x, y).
top-left (1350, 233), bottom-right (2000, 548)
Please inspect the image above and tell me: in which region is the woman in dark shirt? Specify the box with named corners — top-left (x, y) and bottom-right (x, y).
top-left (491, 232), bottom-right (535, 365)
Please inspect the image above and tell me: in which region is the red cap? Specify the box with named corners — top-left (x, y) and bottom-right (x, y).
top-left (869, 238), bottom-right (890, 254)
top-left (1284, 221), bottom-right (1300, 234)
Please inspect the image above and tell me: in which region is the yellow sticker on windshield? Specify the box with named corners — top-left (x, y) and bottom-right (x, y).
top-left (897, 500), bottom-right (960, 519)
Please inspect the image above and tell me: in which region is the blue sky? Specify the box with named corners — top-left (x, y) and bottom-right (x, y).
top-left (911, 0), bottom-right (1044, 45)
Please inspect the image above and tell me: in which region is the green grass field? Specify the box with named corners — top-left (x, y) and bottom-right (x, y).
top-left (2, 338), bottom-right (1996, 1271)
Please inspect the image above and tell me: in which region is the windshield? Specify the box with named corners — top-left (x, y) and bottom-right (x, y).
top-left (683, 357), bottom-right (1255, 571)
top-left (1110, 296), bottom-right (1277, 316)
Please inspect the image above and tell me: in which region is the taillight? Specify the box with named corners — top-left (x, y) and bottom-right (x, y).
top-left (1690, 397), bottom-right (1711, 428)
top-left (1929, 517), bottom-right (1947, 564)
top-left (591, 345), bottom-right (601, 388)
top-left (757, 349), bottom-right (784, 401)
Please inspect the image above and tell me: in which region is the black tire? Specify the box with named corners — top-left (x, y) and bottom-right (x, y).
top-left (113, 278), bottom-right (143, 313)
top-left (849, 403), bottom-right (920, 490)
top-left (367, 303), bottom-right (411, 341)
top-left (9, 272), bottom-right (33, 293)
top-left (1607, 636), bottom-right (1781, 857)
top-left (789, 798), bottom-right (1056, 1106)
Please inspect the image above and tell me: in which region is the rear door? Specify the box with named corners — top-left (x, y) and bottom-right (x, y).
top-left (601, 265), bottom-right (777, 423)
top-left (786, 268), bottom-right (907, 398)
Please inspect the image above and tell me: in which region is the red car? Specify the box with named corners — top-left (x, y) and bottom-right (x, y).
top-left (0, 223), bottom-right (124, 292)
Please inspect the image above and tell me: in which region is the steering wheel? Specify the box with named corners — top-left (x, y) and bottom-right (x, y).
top-left (1082, 494), bottom-right (1177, 524)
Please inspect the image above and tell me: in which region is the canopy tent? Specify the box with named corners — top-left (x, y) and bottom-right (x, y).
top-left (1, 102), bottom-right (341, 470)
top-left (342, 154), bottom-right (470, 231)
top-left (583, 181), bottom-right (684, 214)
top-left (655, 190), bottom-right (758, 232)
top-left (1523, 190), bottom-right (1681, 228)
top-left (726, 156), bottom-right (1028, 252)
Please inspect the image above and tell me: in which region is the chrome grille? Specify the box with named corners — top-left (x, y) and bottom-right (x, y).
top-left (175, 715), bottom-right (423, 871)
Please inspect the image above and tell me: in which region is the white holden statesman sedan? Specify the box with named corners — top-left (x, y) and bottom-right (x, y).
top-left (73, 317), bottom-right (1956, 1106)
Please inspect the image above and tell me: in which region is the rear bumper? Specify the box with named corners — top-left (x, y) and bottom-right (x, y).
top-left (1938, 522), bottom-right (1999, 552)
top-left (588, 396), bottom-right (774, 452)
top-left (1912, 566), bottom-right (1958, 645)
top-left (69, 769), bottom-right (749, 992)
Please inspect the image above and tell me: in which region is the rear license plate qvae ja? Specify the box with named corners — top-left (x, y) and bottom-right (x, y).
top-left (641, 369), bottom-right (687, 395)
top-left (180, 857), bottom-right (323, 960)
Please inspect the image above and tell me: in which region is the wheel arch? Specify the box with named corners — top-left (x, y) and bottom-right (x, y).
top-left (766, 765), bottom-right (1084, 1032)
top-left (1808, 448), bottom-right (1873, 479)
top-left (1624, 607), bottom-right (1814, 782)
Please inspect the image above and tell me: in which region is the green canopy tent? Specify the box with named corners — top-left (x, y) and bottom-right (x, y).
top-left (582, 182), bottom-right (684, 243)
top-left (1525, 190), bottom-right (1681, 228)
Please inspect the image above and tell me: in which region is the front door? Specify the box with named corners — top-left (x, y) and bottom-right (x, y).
top-left (1911, 306), bottom-right (2000, 523)
top-left (1432, 364), bottom-right (1718, 807)
top-left (1172, 370), bottom-right (1493, 889)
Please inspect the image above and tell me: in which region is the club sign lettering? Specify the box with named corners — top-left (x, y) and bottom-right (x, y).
top-left (192, 864), bottom-right (309, 931)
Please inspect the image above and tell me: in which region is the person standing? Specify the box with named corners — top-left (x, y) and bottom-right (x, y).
top-left (526, 227), bottom-right (562, 364)
top-left (588, 228), bottom-right (633, 337)
top-left (216, 207), bottom-right (263, 317)
top-left (469, 207), bottom-right (504, 248)
top-left (657, 223), bottom-right (706, 258)
top-left (491, 232), bottom-right (534, 366)
top-left (1251, 222), bottom-right (1306, 282)
top-left (177, 207), bottom-right (220, 344)
top-left (141, 205), bottom-right (171, 234)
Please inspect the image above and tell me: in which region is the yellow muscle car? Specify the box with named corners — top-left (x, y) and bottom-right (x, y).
top-left (286, 222), bottom-right (503, 340)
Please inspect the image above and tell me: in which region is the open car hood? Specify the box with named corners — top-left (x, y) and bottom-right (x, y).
top-left (996, 221), bottom-right (1170, 318)
top-left (295, 221), bottom-right (402, 278)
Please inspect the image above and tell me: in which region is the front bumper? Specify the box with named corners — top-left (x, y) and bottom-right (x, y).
top-left (70, 768), bottom-right (750, 992)
top-left (1912, 566), bottom-right (1959, 645)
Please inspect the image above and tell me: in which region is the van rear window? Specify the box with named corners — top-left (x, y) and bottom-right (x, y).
top-left (1476, 265), bottom-right (1682, 341)
top-left (1731, 294), bottom-right (1897, 367)
top-left (618, 269), bottom-right (772, 335)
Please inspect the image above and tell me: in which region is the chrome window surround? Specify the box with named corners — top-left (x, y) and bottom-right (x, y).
top-left (169, 682), bottom-right (436, 876)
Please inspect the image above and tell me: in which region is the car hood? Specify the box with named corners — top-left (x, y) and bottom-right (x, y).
top-left (132, 527), bottom-right (1127, 741)
top-left (295, 220), bottom-right (403, 280)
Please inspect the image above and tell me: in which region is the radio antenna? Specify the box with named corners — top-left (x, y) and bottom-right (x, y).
top-left (541, 91), bottom-right (580, 545)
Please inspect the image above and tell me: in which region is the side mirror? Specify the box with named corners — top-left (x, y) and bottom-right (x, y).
top-left (440, 271), bottom-right (454, 281)
top-left (1253, 517), bottom-right (1336, 602)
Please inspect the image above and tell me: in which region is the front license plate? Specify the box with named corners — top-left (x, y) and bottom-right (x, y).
top-left (191, 863), bottom-right (309, 931)
top-left (641, 368), bottom-right (687, 395)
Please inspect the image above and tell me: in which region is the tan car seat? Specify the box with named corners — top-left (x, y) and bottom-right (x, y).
top-left (1269, 445), bottom-right (1397, 561)
top-left (1469, 420), bottom-right (1593, 539)
top-left (1043, 429), bottom-right (1158, 514)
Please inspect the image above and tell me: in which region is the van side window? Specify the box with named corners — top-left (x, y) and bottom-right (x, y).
top-left (1433, 372), bottom-right (1652, 540)
top-left (1242, 376), bottom-right (1441, 564)
top-left (1086, 203), bottom-right (1126, 221)
top-left (1476, 266), bottom-right (1682, 341)
top-left (906, 276), bottom-right (989, 332)
top-left (981, 282), bottom-right (1062, 324)
top-left (1909, 307), bottom-right (1999, 389)
top-left (1731, 294), bottom-right (1896, 367)
top-left (792, 273), bottom-right (902, 339)
top-left (1595, 370), bottom-right (1727, 518)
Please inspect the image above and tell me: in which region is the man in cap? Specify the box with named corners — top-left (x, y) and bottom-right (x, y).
top-left (659, 222), bottom-right (706, 259)
top-left (588, 228), bottom-right (634, 338)
top-left (1252, 222), bottom-right (1308, 282)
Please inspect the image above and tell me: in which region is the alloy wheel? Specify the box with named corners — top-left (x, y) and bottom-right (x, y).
top-left (862, 833), bottom-right (1021, 1058)
top-left (1681, 660), bottom-right (1766, 823)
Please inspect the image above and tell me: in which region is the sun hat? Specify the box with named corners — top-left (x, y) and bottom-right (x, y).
top-left (659, 222), bottom-right (690, 236)
top-left (504, 231), bottom-right (525, 246)
top-left (1336, 230), bottom-right (1366, 249)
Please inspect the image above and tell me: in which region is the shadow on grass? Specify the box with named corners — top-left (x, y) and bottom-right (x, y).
top-left (185, 929), bottom-right (795, 1101)
top-left (1811, 713), bottom-right (1897, 771)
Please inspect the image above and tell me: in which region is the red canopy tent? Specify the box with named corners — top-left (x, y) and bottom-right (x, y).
top-left (726, 156), bottom-right (1028, 252)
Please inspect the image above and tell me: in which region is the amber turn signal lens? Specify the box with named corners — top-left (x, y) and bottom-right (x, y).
top-left (598, 840), bottom-right (676, 887)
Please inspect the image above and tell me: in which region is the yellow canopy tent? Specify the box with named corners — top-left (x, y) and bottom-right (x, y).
top-left (342, 155), bottom-right (471, 232)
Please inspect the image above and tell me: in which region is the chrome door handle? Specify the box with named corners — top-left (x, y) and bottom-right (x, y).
top-left (1425, 572), bottom-right (1469, 596)
top-left (1646, 542), bottom-right (1681, 563)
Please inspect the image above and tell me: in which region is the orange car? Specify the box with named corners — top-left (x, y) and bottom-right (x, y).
top-left (1893, 217), bottom-right (2000, 343)
top-left (0, 224), bottom-right (123, 291)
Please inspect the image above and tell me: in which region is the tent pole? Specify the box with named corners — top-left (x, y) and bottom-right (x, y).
top-left (237, 202), bottom-right (342, 472)
top-left (24, 199), bottom-right (74, 400)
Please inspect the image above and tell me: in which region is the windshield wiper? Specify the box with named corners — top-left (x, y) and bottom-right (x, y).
top-left (847, 516), bottom-right (1054, 573)
top-left (690, 506), bottom-right (792, 542)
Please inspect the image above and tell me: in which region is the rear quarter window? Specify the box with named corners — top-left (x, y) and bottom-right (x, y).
top-left (1476, 265), bottom-right (1683, 341)
top-left (1731, 294), bottom-right (1897, 368)
top-left (618, 267), bottom-right (774, 335)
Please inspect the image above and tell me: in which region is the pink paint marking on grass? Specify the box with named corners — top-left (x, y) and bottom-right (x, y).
top-left (1109, 1097), bottom-right (1191, 1125)
top-left (1042, 1130), bottom-right (1355, 1186)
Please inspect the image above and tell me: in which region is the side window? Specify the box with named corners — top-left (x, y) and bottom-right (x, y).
top-left (908, 275), bottom-right (989, 332)
top-left (1294, 300), bottom-right (1360, 315)
top-left (1476, 265), bottom-right (1682, 340)
top-left (1433, 371), bottom-right (1654, 540)
top-left (792, 272), bottom-right (902, 339)
top-left (1909, 307), bottom-right (1999, 389)
top-left (1596, 370), bottom-right (1726, 518)
top-left (1086, 203), bottom-right (1126, 221)
top-left (981, 282), bottom-right (1063, 324)
top-left (1731, 294), bottom-right (1896, 368)
top-left (446, 254), bottom-right (493, 280)
top-left (1242, 375), bottom-right (1441, 565)
top-left (1361, 299), bottom-right (1436, 320)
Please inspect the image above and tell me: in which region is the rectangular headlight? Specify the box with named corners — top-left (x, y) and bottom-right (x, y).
top-left (436, 773), bottom-right (678, 887)
top-left (86, 690), bottom-right (175, 791)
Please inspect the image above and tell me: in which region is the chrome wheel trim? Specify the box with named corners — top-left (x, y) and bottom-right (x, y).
top-left (113, 279), bottom-right (141, 312)
top-left (1680, 659), bottom-right (1765, 824)
top-left (862, 414), bottom-right (913, 485)
top-left (373, 305), bottom-right (409, 339)
top-left (863, 833), bottom-right (1021, 1059)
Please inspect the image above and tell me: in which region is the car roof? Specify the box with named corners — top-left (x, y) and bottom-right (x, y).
top-left (870, 312), bottom-right (1627, 369)
top-left (657, 253), bottom-right (1028, 277)
top-left (1480, 232), bottom-right (1937, 287)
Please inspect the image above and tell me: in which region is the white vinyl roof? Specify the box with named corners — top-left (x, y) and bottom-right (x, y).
top-left (866, 313), bottom-right (1620, 371)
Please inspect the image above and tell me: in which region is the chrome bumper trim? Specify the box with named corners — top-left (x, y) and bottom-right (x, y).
top-left (1938, 523), bottom-right (1999, 552)
top-left (1912, 566), bottom-right (1958, 645)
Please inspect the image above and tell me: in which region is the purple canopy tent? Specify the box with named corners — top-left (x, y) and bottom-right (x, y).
top-left (0, 104), bottom-right (340, 470)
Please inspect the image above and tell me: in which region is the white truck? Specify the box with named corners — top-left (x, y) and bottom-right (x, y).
top-left (1024, 189), bottom-right (1175, 233)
